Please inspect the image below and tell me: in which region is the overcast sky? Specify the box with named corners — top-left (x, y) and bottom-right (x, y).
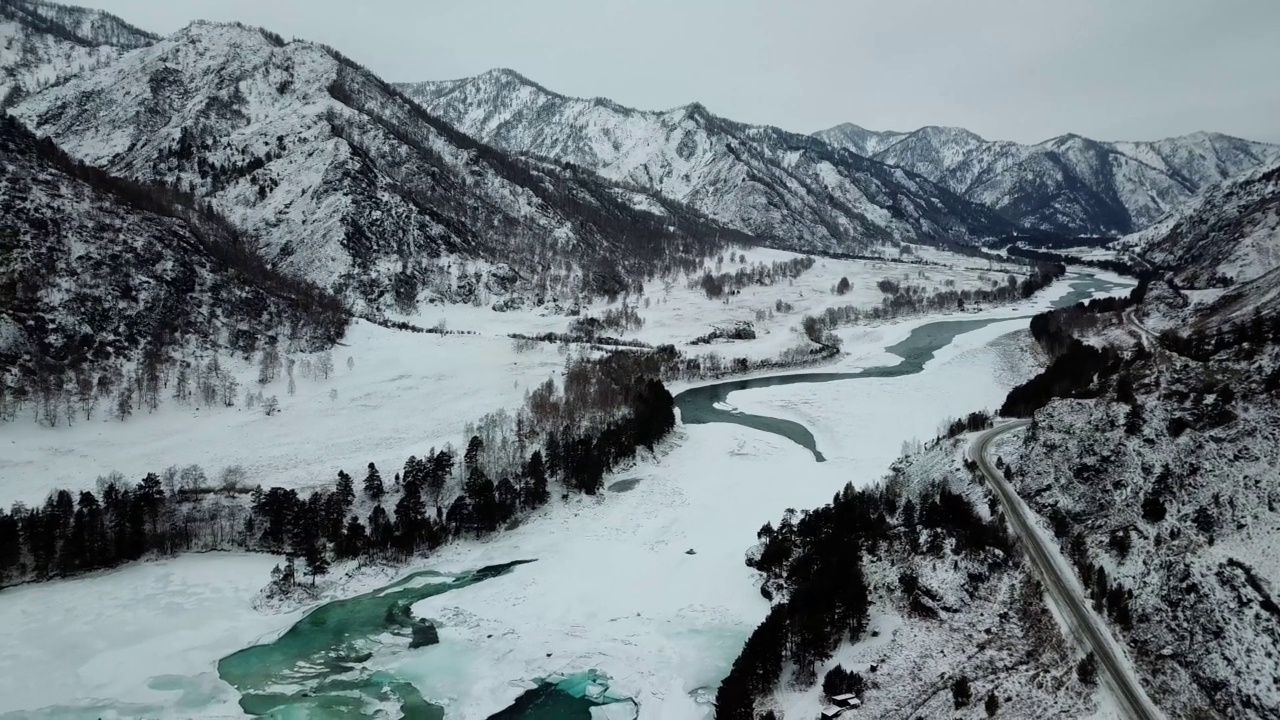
top-left (75, 0), bottom-right (1280, 144)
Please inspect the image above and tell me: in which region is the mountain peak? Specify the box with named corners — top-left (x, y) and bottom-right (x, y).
top-left (913, 125), bottom-right (986, 142)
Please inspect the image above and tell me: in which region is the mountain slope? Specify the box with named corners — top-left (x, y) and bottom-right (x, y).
top-left (399, 69), bottom-right (1015, 253)
top-left (1122, 163), bottom-right (1280, 288)
top-left (10, 22), bottom-right (741, 311)
top-left (0, 0), bottom-right (155, 107)
top-left (817, 122), bottom-right (1280, 237)
top-left (0, 114), bottom-right (347, 422)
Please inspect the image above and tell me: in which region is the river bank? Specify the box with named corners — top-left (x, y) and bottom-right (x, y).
top-left (0, 269), bottom-right (1133, 719)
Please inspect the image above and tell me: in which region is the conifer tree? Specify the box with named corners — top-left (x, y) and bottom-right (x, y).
top-left (363, 462), bottom-right (384, 501)
top-left (335, 470), bottom-right (355, 508)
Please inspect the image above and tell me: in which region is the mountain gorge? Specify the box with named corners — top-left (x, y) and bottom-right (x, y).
top-left (817, 122), bottom-right (1280, 237)
top-left (1124, 162), bottom-right (1280, 290)
top-left (400, 69), bottom-right (1015, 253)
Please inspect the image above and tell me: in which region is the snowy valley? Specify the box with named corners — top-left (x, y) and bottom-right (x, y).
top-left (2, 1), bottom-right (1280, 719)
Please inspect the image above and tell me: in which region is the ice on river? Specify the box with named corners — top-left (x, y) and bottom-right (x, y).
top-left (0, 553), bottom-right (297, 718)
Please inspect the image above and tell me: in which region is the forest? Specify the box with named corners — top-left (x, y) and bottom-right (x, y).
top-left (0, 351), bottom-right (675, 590)
top-left (716, 452), bottom-right (1015, 718)
top-left (692, 254), bottom-right (817, 299)
top-left (1003, 243), bottom-right (1149, 279)
top-left (999, 286), bottom-right (1147, 417)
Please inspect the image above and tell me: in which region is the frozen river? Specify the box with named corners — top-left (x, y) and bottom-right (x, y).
top-left (0, 270), bottom-right (1131, 720)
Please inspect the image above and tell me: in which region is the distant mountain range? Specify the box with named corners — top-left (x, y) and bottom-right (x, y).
top-left (400, 69), bottom-right (1014, 253)
top-left (3, 0), bottom-right (1279, 322)
top-left (816, 122), bottom-right (1280, 236)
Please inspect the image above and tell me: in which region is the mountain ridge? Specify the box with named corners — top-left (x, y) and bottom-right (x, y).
top-left (399, 69), bottom-right (1016, 254)
top-left (816, 121), bottom-right (1280, 236)
top-left (7, 17), bottom-right (745, 311)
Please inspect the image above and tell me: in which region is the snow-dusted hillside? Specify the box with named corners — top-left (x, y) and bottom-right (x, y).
top-left (0, 0), bottom-right (154, 106)
top-left (1122, 163), bottom-right (1280, 287)
top-left (816, 123), bottom-right (1280, 237)
top-left (9, 21), bottom-right (741, 312)
top-left (399, 69), bottom-right (1015, 253)
top-left (1008, 383), bottom-right (1280, 717)
top-left (0, 114), bottom-right (345, 412)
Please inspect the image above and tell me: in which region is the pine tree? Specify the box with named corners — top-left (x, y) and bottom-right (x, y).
top-left (340, 515), bottom-right (368, 558)
top-left (394, 485), bottom-right (427, 554)
top-left (952, 676), bottom-right (972, 709)
top-left (463, 435), bottom-right (484, 474)
top-left (363, 462), bottom-right (384, 501)
top-left (524, 450), bottom-right (549, 508)
top-left (335, 470), bottom-right (355, 508)
top-left (368, 505), bottom-right (393, 551)
top-left (303, 540), bottom-right (330, 586)
top-left (427, 449), bottom-right (453, 507)
top-left (985, 690), bottom-right (1000, 717)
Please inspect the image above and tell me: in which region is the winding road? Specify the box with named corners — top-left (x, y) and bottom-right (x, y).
top-left (1123, 308), bottom-right (1161, 347)
top-left (969, 422), bottom-right (1163, 720)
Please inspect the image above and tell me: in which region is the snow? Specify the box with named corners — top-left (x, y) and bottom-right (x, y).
top-left (399, 71), bottom-right (1007, 250)
top-left (382, 307), bottom-right (1085, 720)
top-left (0, 248), bottom-right (1033, 509)
top-left (0, 553), bottom-right (298, 718)
top-left (0, 320), bottom-right (566, 508)
top-left (0, 266), bottom-right (1131, 720)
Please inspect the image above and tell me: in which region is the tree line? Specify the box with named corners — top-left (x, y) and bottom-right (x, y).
top-left (0, 351), bottom-right (676, 591)
top-left (999, 291), bottom-right (1144, 417)
top-left (693, 255), bottom-right (817, 299)
top-left (802, 263), bottom-right (1065, 336)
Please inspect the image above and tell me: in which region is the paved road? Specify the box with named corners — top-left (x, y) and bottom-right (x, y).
top-left (969, 422), bottom-right (1163, 720)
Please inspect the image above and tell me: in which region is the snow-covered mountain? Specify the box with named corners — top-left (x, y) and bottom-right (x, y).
top-left (816, 123), bottom-right (1280, 237)
top-left (0, 0), bottom-right (154, 107)
top-left (0, 114), bottom-right (346, 395)
top-left (399, 69), bottom-right (1015, 253)
top-left (6, 17), bottom-right (742, 312)
top-left (801, 121), bottom-right (907, 158)
top-left (1123, 163), bottom-right (1280, 288)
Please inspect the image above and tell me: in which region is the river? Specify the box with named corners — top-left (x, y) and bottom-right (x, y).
top-left (675, 271), bottom-right (1126, 460)
top-left (212, 270), bottom-right (1128, 719)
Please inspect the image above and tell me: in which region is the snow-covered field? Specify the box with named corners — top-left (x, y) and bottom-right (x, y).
top-left (0, 257), bottom-right (1130, 719)
top-left (0, 322), bottom-right (568, 508)
top-left (0, 247), bottom-right (1028, 508)
top-left (402, 245), bottom-right (1032, 362)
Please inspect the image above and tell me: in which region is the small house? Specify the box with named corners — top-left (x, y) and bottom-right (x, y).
top-left (820, 707), bottom-right (846, 719)
top-left (832, 694), bottom-right (861, 709)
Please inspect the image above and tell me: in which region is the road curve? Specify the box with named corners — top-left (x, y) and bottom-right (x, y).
top-left (1123, 308), bottom-right (1161, 347)
top-left (969, 421), bottom-right (1163, 720)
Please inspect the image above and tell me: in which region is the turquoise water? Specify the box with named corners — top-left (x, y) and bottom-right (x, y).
top-left (216, 561), bottom-right (532, 719)
top-left (488, 671), bottom-right (635, 720)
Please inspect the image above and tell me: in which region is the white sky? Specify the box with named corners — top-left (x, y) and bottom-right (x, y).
top-left (73, 0), bottom-right (1280, 144)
